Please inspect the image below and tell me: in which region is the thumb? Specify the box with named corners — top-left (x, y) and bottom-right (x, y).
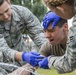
top-left (52, 18), bottom-right (60, 28)
top-left (31, 52), bottom-right (40, 56)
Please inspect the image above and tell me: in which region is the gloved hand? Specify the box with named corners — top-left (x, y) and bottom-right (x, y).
top-left (42, 11), bottom-right (60, 29)
top-left (22, 52), bottom-right (44, 67)
top-left (38, 57), bottom-right (49, 69)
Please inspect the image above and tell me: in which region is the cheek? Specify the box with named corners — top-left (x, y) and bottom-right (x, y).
top-left (54, 11), bottom-right (64, 18)
top-left (54, 32), bottom-right (62, 40)
top-left (9, 11), bottom-right (11, 15)
top-left (8, 9), bottom-right (11, 15)
top-left (49, 7), bottom-right (55, 12)
top-left (0, 16), bottom-right (3, 20)
top-left (49, 8), bottom-right (66, 19)
top-left (54, 35), bottom-right (62, 43)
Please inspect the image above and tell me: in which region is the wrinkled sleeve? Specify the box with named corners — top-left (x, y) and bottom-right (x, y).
top-left (0, 62), bottom-right (18, 74)
top-left (0, 34), bottom-right (18, 62)
top-left (21, 7), bottom-right (47, 49)
top-left (48, 18), bottom-right (76, 73)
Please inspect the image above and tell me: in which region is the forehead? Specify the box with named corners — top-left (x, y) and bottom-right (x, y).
top-left (46, 22), bottom-right (61, 31)
top-left (46, 22), bottom-right (54, 30)
top-left (0, 1), bottom-right (9, 12)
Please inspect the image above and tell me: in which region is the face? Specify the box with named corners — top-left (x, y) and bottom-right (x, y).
top-left (0, 0), bottom-right (11, 22)
top-left (44, 23), bottom-right (68, 45)
top-left (48, 3), bottom-right (74, 19)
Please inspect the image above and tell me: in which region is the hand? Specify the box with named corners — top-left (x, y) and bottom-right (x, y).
top-left (22, 52), bottom-right (44, 67)
top-left (42, 11), bottom-right (60, 29)
top-left (38, 57), bottom-right (49, 69)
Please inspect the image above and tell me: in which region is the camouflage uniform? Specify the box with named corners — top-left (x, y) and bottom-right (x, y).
top-left (0, 5), bottom-right (47, 74)
top-left (47, 0), bottom-right (76, 73)
top-left (0, 35), bottom-right (18, 74)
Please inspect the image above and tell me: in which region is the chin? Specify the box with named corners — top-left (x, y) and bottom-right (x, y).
top-left (4, 18), bottom-right (11, 22)
top-left (62, 15), bottom-right (73, 19)
top-left (3, 20), bottom-right (10, 22)
top-left (49, 42), bottom-right (55, 45)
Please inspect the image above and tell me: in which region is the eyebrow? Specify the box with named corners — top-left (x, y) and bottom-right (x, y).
top-left (47, 27), bottom-right (54, 30)
top-left (0, 8), bottom-right (9, 15)
top-left (5, 8), bottom-right (9, 12)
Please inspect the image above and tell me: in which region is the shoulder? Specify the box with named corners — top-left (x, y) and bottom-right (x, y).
top-left (11, 5), bottom-right (29, 12)
top-left (67, 26), bottom-right (76, 46)
top-left (11, 5), bottom-right (33, 19)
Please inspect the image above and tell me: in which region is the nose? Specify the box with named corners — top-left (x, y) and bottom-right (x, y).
top-left (45, 32), bottom-right (51, 38)
top-left (3, 13), bottom-right (8, 19)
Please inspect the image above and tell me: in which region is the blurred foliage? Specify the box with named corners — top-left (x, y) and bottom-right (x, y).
top-left (11, 0), bottom-right (47, 34)
top-left (11, 0), bottom-right (47, 22)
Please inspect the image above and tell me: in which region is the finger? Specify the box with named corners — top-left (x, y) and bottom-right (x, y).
top-left (36, 59), bottom-right (43, 62)
top-left (31, 52), bottom-right (40, 56)
top-left (52, 21), bottom-right (57, 28)
top-left (34, 56), bottom-right (44, 59)
top-left (42, 18), bottom-right (53, 30)
top-left (52, 18), bottom-right (60, 28)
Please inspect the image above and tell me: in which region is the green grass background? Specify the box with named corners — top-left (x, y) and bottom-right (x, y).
top-left (36, 68), bottom-right (74, 75)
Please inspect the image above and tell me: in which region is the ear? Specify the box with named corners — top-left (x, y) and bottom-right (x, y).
top-left (56, 6), bottom-right (64, 13)
top-left (63, 23), bottom-right (68, 31)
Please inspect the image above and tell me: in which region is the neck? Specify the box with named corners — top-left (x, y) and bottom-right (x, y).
top-left (60, 36), bottom-right (67, 49)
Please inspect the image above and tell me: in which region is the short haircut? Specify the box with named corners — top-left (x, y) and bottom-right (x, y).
top-left (56, 18), bottom-right (67, 28)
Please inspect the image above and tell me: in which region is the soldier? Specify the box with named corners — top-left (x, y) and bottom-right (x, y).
top-left (39, 0), bottom-right (76, 73)
top-left (0, 0), bottom-right (45, 74)
top-left (38, 11), bottom-right (69, 72)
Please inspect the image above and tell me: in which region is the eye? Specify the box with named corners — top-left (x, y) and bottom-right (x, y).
top-left (45, 29), bottom-right (54, 33)
top-left (5, 9), bottom-right (9, 13)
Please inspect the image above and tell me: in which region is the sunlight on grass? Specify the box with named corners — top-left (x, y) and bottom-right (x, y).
top-left (36, 68), bottom-right (74, 75)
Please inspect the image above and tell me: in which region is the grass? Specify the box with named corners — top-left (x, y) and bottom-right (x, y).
top-left (36, 68), bottom-right (74, 75)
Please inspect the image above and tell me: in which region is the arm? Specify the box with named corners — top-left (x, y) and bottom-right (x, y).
top-left (0, 34), bottom-right (18, 61)
top-left (8, 64), bottom-right (32, 75)
top-left (0, 35), bottom-right (25, 61)
top-left (0, 62), bottom-right (18, 73)
top-left (21, 6), bottom-right (47, 49)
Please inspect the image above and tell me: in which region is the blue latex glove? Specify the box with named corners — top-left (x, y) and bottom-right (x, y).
top-left (38, 57), bottom-right (49, 69)
top-left (22, 52), bottom-right (44, 67)
top-left (42, 11), bottom-right (60, 29)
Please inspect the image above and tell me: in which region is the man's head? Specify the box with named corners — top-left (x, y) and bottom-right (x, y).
top-left (0, 0), bottom-right (11, 22)
top-left (42, 0), bottom-right (74, 19)
top-left (42, 11), bottom-right (68, 45)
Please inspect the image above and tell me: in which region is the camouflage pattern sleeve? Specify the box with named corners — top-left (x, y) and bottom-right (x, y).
top-left (0, 34), bottom-right (18, 62)
top-left (0, 62), bottom-right (18, 74)
top-left (0, 67), bottom-right (8, 75)
top-left (48, 16), bottom-right (76, 73)
top-left (20, 6), bottom-right (47, 49)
